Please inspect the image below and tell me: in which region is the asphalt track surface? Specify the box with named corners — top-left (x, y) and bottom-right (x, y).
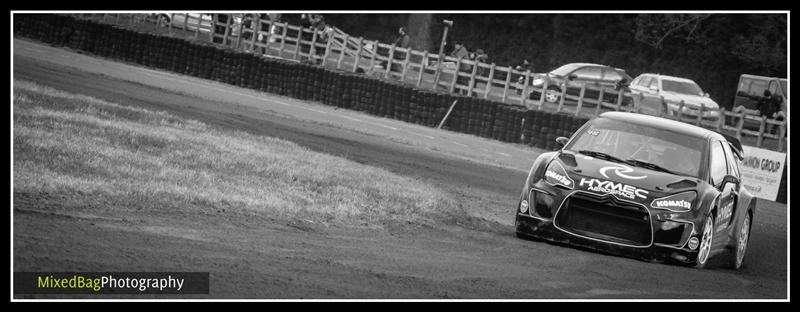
top-left (13, 38), bottom-right (788, 299)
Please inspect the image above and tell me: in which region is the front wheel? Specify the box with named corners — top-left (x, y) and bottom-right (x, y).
top-left (729, 213), bottom-right (751, 270)
top-left (694, 214), bottom-right (715, 269)
top-left (545, 87), bottom-right (561, 103)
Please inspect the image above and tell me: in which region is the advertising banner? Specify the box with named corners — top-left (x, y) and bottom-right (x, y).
top-left (738, 146), bottom-right (787, 201)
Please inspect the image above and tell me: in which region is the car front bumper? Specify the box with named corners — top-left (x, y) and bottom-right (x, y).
top-left (515, 181), bottom-right (704, 264)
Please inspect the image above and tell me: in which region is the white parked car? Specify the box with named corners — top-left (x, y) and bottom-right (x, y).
top-left (629, 74), bottom-right (720, 120)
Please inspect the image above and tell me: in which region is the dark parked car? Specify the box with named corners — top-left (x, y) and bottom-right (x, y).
top-left (527, 63), bottom-right (634, 106)
top-left (515, 112), bottom-right (755, 269)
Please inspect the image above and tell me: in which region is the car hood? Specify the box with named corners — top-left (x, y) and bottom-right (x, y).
top-left (551, 151), bottom-right (705, 205)
top-left (662, 92), bottom-right (718, 108)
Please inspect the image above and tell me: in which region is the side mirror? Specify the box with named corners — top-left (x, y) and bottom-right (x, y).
top-left (556, 136), bottom-right (569, 147)
top-left (703, 92), bottom-right (710, 98)
top-left (649, 85), bottom-right (658, 92)
top-left (722, 175), bottom-right (740, 187)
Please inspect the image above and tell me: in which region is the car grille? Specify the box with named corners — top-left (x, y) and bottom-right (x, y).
top-left (554, 193), bottom-right (652, 247)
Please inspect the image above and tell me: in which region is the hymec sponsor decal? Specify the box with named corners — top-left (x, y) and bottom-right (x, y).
top-left (579, 178), bottom-right (649, 200)
top-left (716, 200), bottom-right (734, 232)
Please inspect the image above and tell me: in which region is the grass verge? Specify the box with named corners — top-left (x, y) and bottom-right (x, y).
top-left (13, 79), bottom-right (461, 228)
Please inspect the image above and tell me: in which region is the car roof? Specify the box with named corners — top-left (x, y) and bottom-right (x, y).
top-left (637, 73), bottom-right (698, 84)
top-left (551, 63), bottom-right (629, 78)
top-left (740, 73), bottom-right (786, 81)
top-left (598, 112), bottom-right (723, 141)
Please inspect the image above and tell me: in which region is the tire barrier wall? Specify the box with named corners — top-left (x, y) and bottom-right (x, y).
top-left (13, 14), bottom-right (785, 204)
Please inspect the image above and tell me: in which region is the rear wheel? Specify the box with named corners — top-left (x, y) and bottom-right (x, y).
top-left (729, 213), bottom-right (751, 270)
top-left (695, 215), bottom-right (714, 269)
top-left (155, 14), bottom-right (171, 27)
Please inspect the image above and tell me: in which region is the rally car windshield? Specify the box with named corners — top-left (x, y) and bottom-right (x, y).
top-left (565, 118), bottom-right (706, 178)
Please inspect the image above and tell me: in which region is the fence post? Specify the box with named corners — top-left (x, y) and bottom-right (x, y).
top-left (251, 15), bottom-right (259, 53)
top-left (293, 27), bottom-right (303, 60)
top-left (696, 103), bottom-right (704, 126)
top-left (210, 14), bottom-right (218, 43)
top-left (538, 79), bottom-right (548, 108)
top-left (338, 34), bottom-right (349, 70)
top-left (309, 30), bottom-right (318, 62)
top-left (521, 70), bottom-right (531, 106)
top-left (323, 36), bottom-right (333, 66)
top-left (450, 57), bottom-right (462, 93)
top-left (166, 14), bottom-right (175, 36)
top-left (575, 86), bottom-right (586, 117)
top-left (432, 55), bottom-right (443, 91)
top-left (716, 108), bottom-right (725, 132)
top-left (485, 63), bottom-right (496, 99)
top-left (736, 111), bottom-right (744, 140)
top-left (757, 116), bottom-right (766, 147)
top-left (193, 14), bottom-right (200, 40)
top-left (279, 24), bottom-right (288, 56)
top-left (235, 18), bottom-right (245, 50)
top-left (368, 40), bottom-right (377, 76)
top-left (384, 44), bottom-right (395, 78)
top-left (223, 14), bottom-right (232, 46)
top-left (417, 50), bottom-right (427, 87)
top-left (354, 37), bottom-right (363, 73)
top-left (401, 49), bottom-right (411, 82)
top-left (677, 101), bottom-right (685, 122)
top-left (557, 86), bottom-right (567, 113)
top-left (467, 61), bottom-right (478, 97)
top-left (778, 122), bottom-right (786, 152)
top-left (615, 90), bottom-right (624, 111)
top-left (595, 88), bottom-right (605, 117)
top-left (501, 67), bottom-right (511, 102)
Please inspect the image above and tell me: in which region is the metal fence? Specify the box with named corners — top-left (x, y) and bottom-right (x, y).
top-left (74, 13), bottom-right (788, 152)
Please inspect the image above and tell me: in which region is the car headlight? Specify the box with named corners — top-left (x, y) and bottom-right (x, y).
top-left (544, 160), bottom-right (574, 189)
top-left (650, 191), bottom-right (696, 212)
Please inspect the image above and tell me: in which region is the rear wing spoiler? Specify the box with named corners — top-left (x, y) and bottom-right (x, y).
top-left (719, 132), bottom-right (744, 160)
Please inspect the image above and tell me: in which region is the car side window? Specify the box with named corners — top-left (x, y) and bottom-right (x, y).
top-left (709, 141), bottom-right (729, 187)
top-left (648, 77), bottom-right (660, 90)
top-left (749, 79), bottom-right (768, 97)
top-left (604, 69), bottom-right (622, 81)
top-left (573, 67), bottom-right (603, 80)
top-left (768, 80), bottom-right (779, 95)
top-left (639, 76), bottom-right (652, 87)
top-left (722, 142), bottom-right (740, 180)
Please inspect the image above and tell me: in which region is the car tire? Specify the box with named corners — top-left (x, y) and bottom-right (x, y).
top-left (694, 214), bottom-right (715, 269)
top-left (729, 213), bottom-right (751, 270)
top-left (155, 14), bottom-right (171, 27)
top-left (545, 87), bottom-right (561, 103)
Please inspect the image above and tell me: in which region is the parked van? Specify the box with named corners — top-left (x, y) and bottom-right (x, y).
top-left (732, 74), bottom-right (787, 131)
top-left (733, 74), bottom-right (787, 112)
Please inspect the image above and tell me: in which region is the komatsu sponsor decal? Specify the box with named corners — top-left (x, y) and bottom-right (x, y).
top-left (579, 178), bottom-right (649, 200)
top-left (653, 199), bottom-right (691, 210)
top-left (544, 161), bottom-right (574, 188)
top-left (545, 169), bottom-right (572, 187)
top-left (650, 192), bottom-right (695, 212)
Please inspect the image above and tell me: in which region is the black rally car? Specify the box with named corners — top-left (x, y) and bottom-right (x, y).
top-left (515, 112), bottom-right (756, 269)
